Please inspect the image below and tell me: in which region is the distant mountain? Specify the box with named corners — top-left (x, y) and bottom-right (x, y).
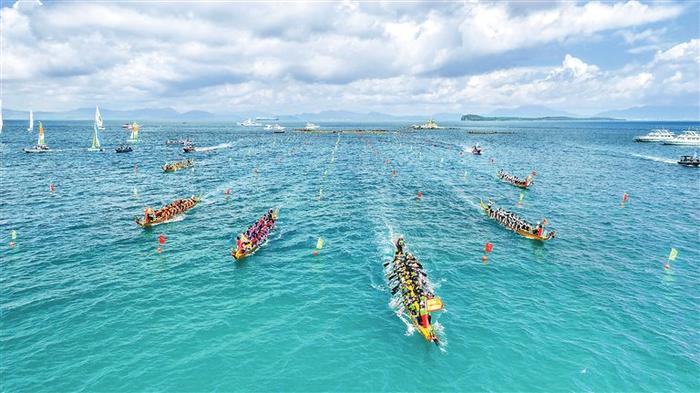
top-left (3, 107), bottom-right (460, 122)
top-left (596, 105), bottom-right (700, 121)
top-left (488, 105), bottom-right (577, 118)
top-left (461, 114), bottom-right (619, 121)
top-left (2, 107), bottom-right (219, 121)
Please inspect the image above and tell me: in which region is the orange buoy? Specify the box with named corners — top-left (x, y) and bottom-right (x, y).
top-left (482, 255), bottom-right (488, 264)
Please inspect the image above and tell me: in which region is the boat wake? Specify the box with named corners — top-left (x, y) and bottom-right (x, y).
top-left (630, 153), bottom-right (676, 165)
top-left (196, 142), bottom-right (232, 152)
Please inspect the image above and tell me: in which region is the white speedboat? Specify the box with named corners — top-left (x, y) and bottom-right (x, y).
top-left (412, 119), bottom-right (440, 129)
top-left (265, 124), bottom-right (286, 133)
top-left (302, 122), bottom-right (320, 131)
top-left (663, 130), bottom-right (700, 146)
top-left (633, 128), bottom-right (674, 142)
top-left (238, 118), bottom-right (262, 127)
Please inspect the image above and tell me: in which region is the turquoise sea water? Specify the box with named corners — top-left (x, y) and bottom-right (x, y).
top-left (1, 120), bottom-right (699, 392)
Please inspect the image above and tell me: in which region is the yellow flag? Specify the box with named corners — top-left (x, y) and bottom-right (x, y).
top-left (668, 248), bottom-right (678, 261)
top-left (11, 230), bottom-right (17, 240)
top-left (316, 238), bottom-right (324, 249)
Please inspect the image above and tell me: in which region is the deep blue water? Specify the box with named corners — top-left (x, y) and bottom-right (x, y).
top-left (1, 120), bottom-right (699, 392)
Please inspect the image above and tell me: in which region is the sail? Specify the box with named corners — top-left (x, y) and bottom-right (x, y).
top-left (38, 122), bottom-right (44, 145)
top-left (130, 123), bottom-right (139, 141)
top-left (91, 124), bottom-right (101, 149)
top-left (95, 106), bottom-right (104, 130)
top-left (28, 110), bottom-right (34, 132)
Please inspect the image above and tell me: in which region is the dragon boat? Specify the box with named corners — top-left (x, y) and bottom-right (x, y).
top-left (480, 199), bottom-right (555, 241)
top-left (232, 209), bottom-right (279, 261)
top-left (386, 240), bottom-right (444, 345)
top-left (163, 159), bottom-right (193, 173)
top-left (497, 170), bottom-right (535, 189)
top-left (135, 195), bottom-right (201, 228)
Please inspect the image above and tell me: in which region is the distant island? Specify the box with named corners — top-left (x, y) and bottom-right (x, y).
top-left (461, 114), bottom-right (621, 121)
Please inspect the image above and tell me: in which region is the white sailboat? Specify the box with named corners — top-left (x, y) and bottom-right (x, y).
top-left (95, 106), bottom-right (105, 130)
top-left (88, 125), bottom-right (103, 151)
top-left (27, 110), bottom-right (34, 132)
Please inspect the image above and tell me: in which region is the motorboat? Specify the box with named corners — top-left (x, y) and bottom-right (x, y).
top-left (302, 122), bottom-right (320, 131)
top-left (238, 118), bottom-right (262, 127)
top-left (264, 124), bottom-right (286, 133)
top-left (678, 154), bottom-right (700, 167)
top-left (633, 128), bottom-right (674, 142)
top-left (115, 145), bottom-right (132, 153)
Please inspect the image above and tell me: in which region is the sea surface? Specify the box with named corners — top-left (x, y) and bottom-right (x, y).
top-left (1, 120), bottom-right (699, 392)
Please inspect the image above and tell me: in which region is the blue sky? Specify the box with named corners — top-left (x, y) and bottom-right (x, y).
top-left (1, 0), bottom-right (698, 116)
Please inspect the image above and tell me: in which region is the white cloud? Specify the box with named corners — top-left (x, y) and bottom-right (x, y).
top-left (653, 38), bottom-right (700, 63)
top-left (0, 1), bottom-right (695, 114)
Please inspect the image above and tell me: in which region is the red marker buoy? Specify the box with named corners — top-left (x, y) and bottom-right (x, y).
top-left (159, 234), bottom-right (166, 245)
top-left (416, 191), bottom-right (423, 200)
top-left (49, 183), bottom-right (55, 193)
top-left (485, 243), bottom-right (493, 253)
top-left (312, 250), bottom-right (319, 256)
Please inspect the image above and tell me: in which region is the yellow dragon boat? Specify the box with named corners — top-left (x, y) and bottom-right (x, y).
top-left (162, 159), bottom-right (193, 173)
top-left (386, 241), bottom-right (444, 345)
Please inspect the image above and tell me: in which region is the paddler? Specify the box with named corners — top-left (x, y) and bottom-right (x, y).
top-left (396, 237), bottom-right (405, 255)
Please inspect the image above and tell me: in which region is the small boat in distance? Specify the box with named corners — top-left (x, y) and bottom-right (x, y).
top-left (264, 124), bottom-right (285, 133)
top-left (27, 110), bottom-right (34, 132)
top-left (87, 124), bottom-right (103, 152)
top-left (255, 116), bottom-right (278, 121)
top-left (302, 122), bottom-right (320, 131)
top-left (634, 128), bottom-right (674, 142)
top-left (165, 138), bottom-right (192, 145)
top-left (663, 129), bottom-right (700, 146)
top-left (23, 122), bottom-right (49, 153)
top-left (412, 119), bottom-right (440, 130)
top-left (115, 145), bottom-right (132, 153)
top-left (163, 159), bottom-right (194, 172)
top-left (678, 154), bottom-right (700, 167)
top-left (472, 144), bottom-right (482, 155)
top-left (238, 118), bottom-right (262, 127)
top-left (183, 144), bottom-right (195, 153)
top-left (95, 106), bottom-right (105, 130)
